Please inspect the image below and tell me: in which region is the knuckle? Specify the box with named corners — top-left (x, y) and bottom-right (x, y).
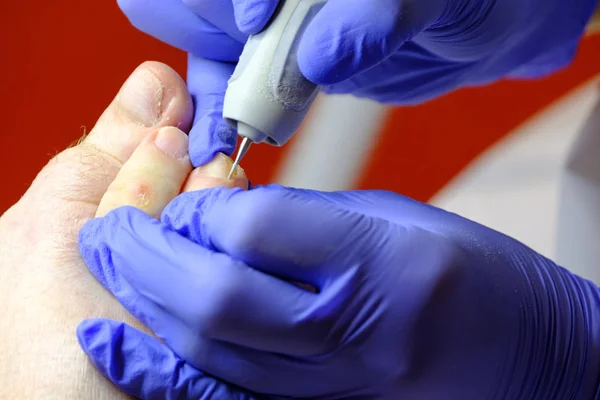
top-left (192, 257), bottom-right (245, 337)
top-left (224, 189), bottom-right (278, 254)
top-left (224, 214), bottom-right (260, 256)
top-left (396, 227), bottom-right (463, 312)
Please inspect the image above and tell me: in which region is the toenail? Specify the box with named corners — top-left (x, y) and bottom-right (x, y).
top-left (154, 127), bottom-right (189, 160)
top-left (117, 67), bottom-right (168, 127)
top-left (196, 153), bottom-right (242, 179)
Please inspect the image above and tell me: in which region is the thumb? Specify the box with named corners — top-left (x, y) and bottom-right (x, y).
top-left (298, 0), bottom-right (445, 85)
top-left (76, 319), bottom-right (256, 400)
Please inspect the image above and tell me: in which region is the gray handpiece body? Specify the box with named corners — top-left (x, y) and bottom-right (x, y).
top-left (222, 0), bottom-right (326, 146)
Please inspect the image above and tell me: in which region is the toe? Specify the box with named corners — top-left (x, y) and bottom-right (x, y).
top-left (96, 127), bottom-right (192, 218)
top-left (27, 62), bottom-right (193, 212)
top-left (183, 153), bottom-right (248, 193)
top-left (82, 61), bottom-right (193, 165)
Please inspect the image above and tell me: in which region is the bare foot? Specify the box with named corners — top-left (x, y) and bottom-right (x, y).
top-left (0, 61), bottom-right (246, 398)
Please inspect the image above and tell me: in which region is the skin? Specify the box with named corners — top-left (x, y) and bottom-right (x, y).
top-left (587, 6), bottom-right (600, 33)
top-left (0, 61), bottom-right (247, 398)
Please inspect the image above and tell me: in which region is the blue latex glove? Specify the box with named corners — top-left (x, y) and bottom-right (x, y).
top-left (117, 0), bottom-right (597, 165)
top-left (78, 186), bottom-right (600, 399)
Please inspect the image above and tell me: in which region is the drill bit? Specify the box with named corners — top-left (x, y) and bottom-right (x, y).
top-left (227, 136), bottom-right (252, 179)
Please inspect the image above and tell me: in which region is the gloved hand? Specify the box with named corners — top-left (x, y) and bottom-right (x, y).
top-left (118, 0), bottom-right (597, 165)
top-left (77, 185), bottom-right (600, 399)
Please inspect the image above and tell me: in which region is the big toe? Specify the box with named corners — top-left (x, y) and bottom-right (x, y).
top-left (28, 62), bottom-right (193, 211)
top-left (83, 61), bottom-right (193, 165)
top-left (22, 62), bottom-right (193, 241)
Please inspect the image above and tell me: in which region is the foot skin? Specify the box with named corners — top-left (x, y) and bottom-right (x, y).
top-left (0, 61), bottom-right (246, 398)
top-left (95, 126), bottom-right (193, 219)
top-left (96, 128), bottom-right (247, 219)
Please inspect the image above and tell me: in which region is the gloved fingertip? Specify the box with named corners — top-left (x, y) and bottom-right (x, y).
top-left (296, 18), bottom-right (358, 85)
top-left (77, 319), bottom-right (149, 394)
top-left (186, 56), bottom-right (238, 165)
top-left (160, 186), bottom-right (242, 246)
top-left (232, 0), bottom-right (280, 35)
top-left (298, 0), bottom-right (411, 86)
top-left (79, 319), bottom-right (252, 400)
top-left (78, 217), bottom-right (100, 251)
top-left (78, 218), bottom-right (113, 288)
top-left (78, 207), bottom-right (134, 251)
top-left (295, 28), bottom-right (330, 85)
top-left (79, 207), bottom-right (152, 293)
top-left (76, 319), bottom-right (123, 364)
top-left (189, 116), bottom-right (237, 167)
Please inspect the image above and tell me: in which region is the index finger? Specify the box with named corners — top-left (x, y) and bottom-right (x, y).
top-left (186, 55), bottom-right (239, 166)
